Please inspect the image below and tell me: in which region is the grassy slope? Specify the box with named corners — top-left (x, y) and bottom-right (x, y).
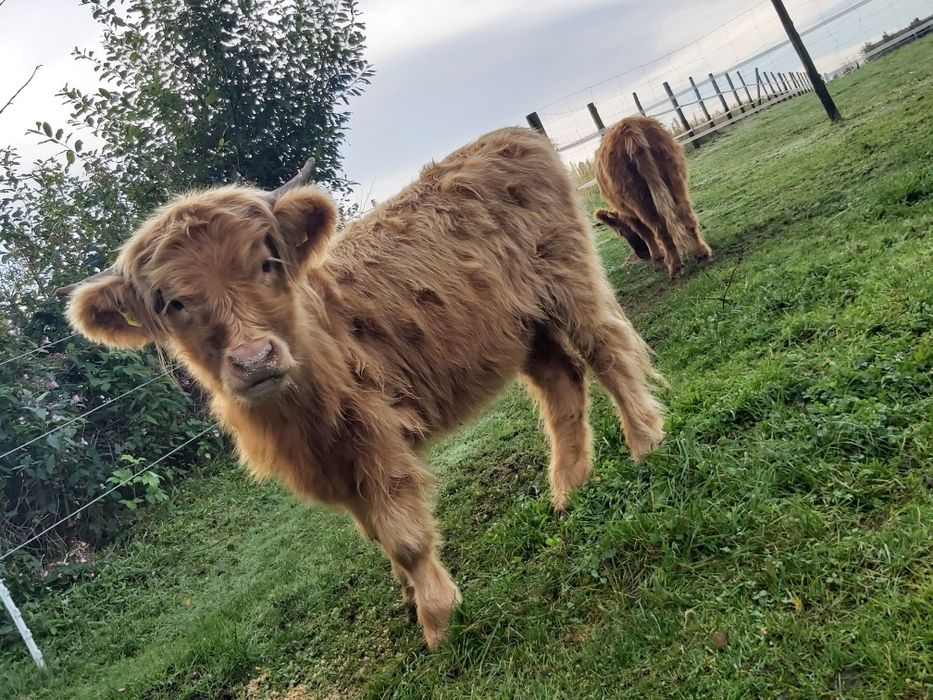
top-left (3, 38), bottom-right (932, 699)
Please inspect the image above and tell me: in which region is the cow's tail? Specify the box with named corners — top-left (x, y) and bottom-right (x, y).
top-left (620, 127), bottom-right (690, 251)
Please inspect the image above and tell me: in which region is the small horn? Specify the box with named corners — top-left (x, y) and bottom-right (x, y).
top-left (55, 265), bottom-right (118, 300)
top-left (267, 157), bottom-right (315, 203)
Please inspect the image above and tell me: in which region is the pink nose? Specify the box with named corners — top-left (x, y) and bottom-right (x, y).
top-left (228, 339), bottom-right (275, 373)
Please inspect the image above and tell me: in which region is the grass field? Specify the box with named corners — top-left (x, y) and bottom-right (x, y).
top-left (2, 37), bottom-right (931, 700)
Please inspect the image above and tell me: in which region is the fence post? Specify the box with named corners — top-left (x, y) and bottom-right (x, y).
top-left (689, 76), bottom-right (714, 130)
top-left (755, 68), bottom-right (763, 105)
top-left (1, 577), bottom-right (46, 669)
top-left (775, 72), bottom-right (786, 97)
top-left (586, 102), bottom-right (606, 133)
top-left (708, 73), bottom-right (733, 120)
top-left (632, 91), bottom-right (646, 116)
top-left (663, 81), bottom-right (695, 139)
top-left (764, 72), bottom-right (778, 99)
top-left (789, 72), bottom-right (801, 93)
top-left (724, 72), bottom-right (745, 113)
top-left (776, 72), bottom-right (788, 96)
top-left (801, 71), bottom-right (812, 91)
top-left (526, 112), bottom-right (547, 137)
top-left (768, 72), bottom-right (781, 97)
top-left (769, 0), bottom-right (842, 121)
top-left (778, 72), bottom-right (790, 94)
top-left (736, 70), bottom-right (754, 107)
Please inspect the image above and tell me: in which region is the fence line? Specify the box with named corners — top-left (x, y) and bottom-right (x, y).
top-left (0, 424), bottom-right (217, 563)
top-left (0, 366), bottom-right (179, 463)
top-left (0, 333), bottom-right (79, 367)
top-left (862, 14), bottom-right (933, 58)
top-left (528, 0), bottom-right (930, 163)
top-left (535, 2), bottom-right (775, 116)
top-left (529, 64), bottom-right (816, 161)
top-left (544, 70), bottom-right (810, 191)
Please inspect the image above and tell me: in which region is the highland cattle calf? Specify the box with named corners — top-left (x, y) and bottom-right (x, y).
top-left (61, 127), bottom-right (664, 648)
top-left (593, 116), bottom-right (712, 278)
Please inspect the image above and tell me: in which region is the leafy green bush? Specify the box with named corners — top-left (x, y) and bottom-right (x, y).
top-left (0, 336), bottom-right (221, 575)
top-left (0, 0), bottom-right (372, 572)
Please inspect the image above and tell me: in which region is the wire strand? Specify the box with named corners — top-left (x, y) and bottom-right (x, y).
top-left (0, 367), bottom-right (179, 463)
top-left (0, 424), bottom-right (217, 563)
top-left (0, 333), bottom-right (80, 368)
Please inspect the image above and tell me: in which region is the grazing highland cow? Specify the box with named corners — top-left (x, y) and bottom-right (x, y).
top-left (60, 127), bottom-right (664, 648)
top-left (593, 116), bottom-right (712, 278)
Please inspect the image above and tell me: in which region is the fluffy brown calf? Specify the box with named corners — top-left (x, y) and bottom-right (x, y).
top-left (593, 116), bottom-right (712, 278)
top-left (62, 127), bottom-right (664, 648)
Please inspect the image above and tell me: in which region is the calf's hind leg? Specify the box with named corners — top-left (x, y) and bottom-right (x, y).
top-left (555, 271), bottom-right (665, 460)
top-left (667, 173), bottom-right (713, 262)
top-left (522, 327), bottom-right (593, 511)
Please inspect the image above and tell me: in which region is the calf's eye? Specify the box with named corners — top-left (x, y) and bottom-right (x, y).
top-left (169, 299), bottom-right (185, 311)
top-left (262, 259), bottom-right (273, 273)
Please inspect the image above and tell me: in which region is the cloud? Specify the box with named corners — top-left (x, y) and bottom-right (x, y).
top-left (361, 0), bottom-right (617, 62)
top-left (0, 1), bottom-right (100, 160)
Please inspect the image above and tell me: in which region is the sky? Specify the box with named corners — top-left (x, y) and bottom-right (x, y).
top-left (1, 0), bottom-right (931, 205)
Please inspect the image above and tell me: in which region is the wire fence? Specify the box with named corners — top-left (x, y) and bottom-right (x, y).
top-left (529, 0), bottom-right (933, 165)
top-left (0, 424), bottom-right (217, 564)
top-left (0, 333), bottom-right (79, 368)
top-left (0, 366), bottom-right (180, 463)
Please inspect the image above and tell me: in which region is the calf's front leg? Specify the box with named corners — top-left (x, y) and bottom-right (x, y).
top-left (351, 459), bottom-right (461, 648)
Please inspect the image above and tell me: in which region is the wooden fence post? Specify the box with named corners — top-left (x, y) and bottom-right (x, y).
top-left (755, 68), bottom-right (763, 105)
top-left (769, 0), bottom-right (841, 121)
top-left (778, 72), bottom-right (791, 93)
top-left (526, 112), bottom-right (547, 137)
top-left (586, 102), bottom-right (606, 132)
top-left (632, 91), bottom-right (646, 116)
top-left (776, 72), bottom-right (787, 96)
top-left (736, 70), bottom-right (754, 106)
top-left (708, 73), bottom-right (733, 120)
top-left (764, 72), bottom-right (778, 99)
top-left (724, 72), bottom-right (745, 113)
top-left (663, 81), bottom-right (695, 139)
top-left (689, 76), bottom-right (714, 130)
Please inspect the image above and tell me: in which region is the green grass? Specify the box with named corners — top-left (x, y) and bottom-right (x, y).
top-left (3, 37), bottom-right (932, 699)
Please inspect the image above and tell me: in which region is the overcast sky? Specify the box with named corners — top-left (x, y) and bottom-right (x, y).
top-left (1, 0), bottom-right (930, 204)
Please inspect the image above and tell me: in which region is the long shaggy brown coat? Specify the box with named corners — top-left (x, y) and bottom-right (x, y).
top-left (65, 127), bottom-right (665, 648)
top-left (593, 116), bottom-right (712, 277)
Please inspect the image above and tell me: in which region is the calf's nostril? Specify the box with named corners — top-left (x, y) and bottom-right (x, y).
top-left (229, 340), bottom-right (274, 371)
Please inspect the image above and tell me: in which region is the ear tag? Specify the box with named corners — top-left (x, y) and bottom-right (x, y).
top-left (119, 309), bottom-right (142, 327)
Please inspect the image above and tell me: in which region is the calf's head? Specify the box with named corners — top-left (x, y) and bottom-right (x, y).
top-left (62, 168), bottom-right (337, 405)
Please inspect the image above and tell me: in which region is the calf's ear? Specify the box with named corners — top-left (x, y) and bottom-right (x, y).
top-left (271, 186), bottom-right (338, 269)
top-left (66, 275), bottom-right (154, 348)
